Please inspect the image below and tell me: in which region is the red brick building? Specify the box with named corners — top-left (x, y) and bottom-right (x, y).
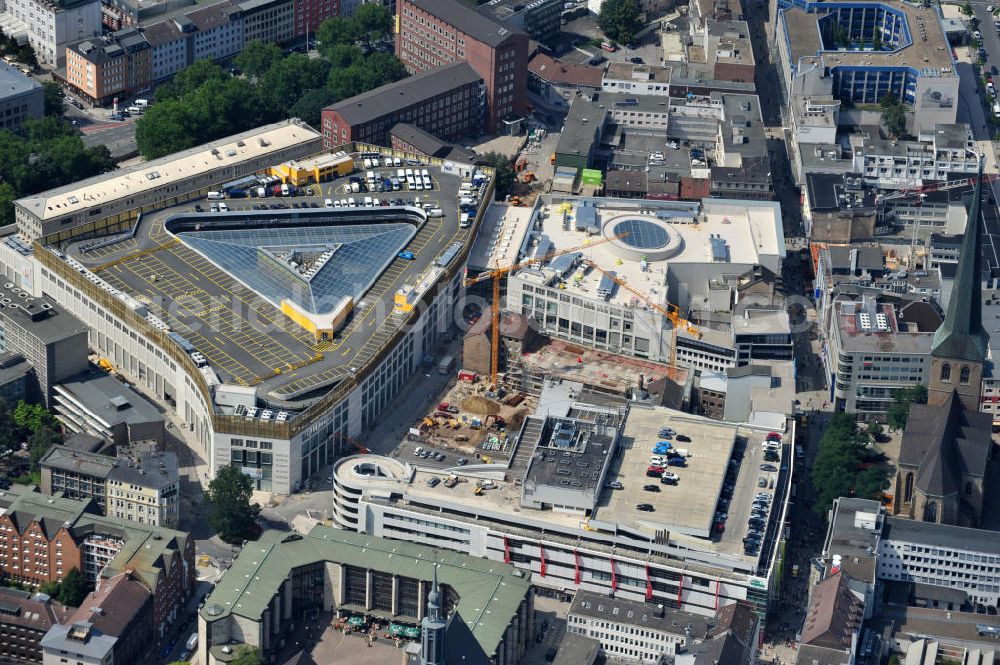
top-left (295, 0), bottom-right (339, 39)
top-left (321, 61), bottom-right (484, 148)
top-left (0, 486), bottom-right (194, 642)
top-left (396, 0), bottom-right (528, 133)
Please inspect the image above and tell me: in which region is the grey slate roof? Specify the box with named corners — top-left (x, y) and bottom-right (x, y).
top-left (899, 392), bottom-right (992, 497)
top-left (324, 62), bottom-right (482, 127)
top-left (408, 0), bottom-right (521, 47)
top-left (932, 159), bottom-right (990, 362)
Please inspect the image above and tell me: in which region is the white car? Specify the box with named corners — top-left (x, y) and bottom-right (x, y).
top-left (989, 5), bottom-right (995, 12)
top-left (975, 30), bottom-right (983, 40)
top-left (662, 472), bottom-right (680, 481)
top-left (650, 455), bottom-right (667, 465)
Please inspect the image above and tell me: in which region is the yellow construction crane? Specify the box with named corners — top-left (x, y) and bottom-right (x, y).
top-left (584, 260), bottom-right (699, 379)
top-left (464, 233), bottom-right (628, 386)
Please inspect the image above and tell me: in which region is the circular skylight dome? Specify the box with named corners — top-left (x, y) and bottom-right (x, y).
top-left (613, 218), bottom-right (670, 250)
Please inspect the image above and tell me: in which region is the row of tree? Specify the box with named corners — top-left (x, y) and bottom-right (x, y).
top-left (809, 412), bottom-right (889, 517)
top-left (136, 6), bottom-right (406, 159)
top-left (0, 116), bottom-right (115, 225)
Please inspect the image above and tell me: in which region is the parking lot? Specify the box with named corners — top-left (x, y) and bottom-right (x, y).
top-left (601, 409), bottom-right (737, 538)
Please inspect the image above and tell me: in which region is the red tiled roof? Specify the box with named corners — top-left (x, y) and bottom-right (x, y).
top-left (527, 52), bottom-right (603, 89)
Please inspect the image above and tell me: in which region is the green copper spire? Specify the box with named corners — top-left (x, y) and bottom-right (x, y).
top-left (932, 157), bottom-right (990, 363)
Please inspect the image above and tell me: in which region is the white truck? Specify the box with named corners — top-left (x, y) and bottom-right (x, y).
top-left (437, 355), bottom-right (455, 375)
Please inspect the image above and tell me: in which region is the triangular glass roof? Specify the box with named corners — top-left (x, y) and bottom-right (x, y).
top-left (176, 222), bottom-right (416, 314)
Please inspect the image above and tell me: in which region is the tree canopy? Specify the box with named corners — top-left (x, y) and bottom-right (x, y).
top-left (42, 81), bottom-right (64, 117)
top-left (57, 568), bottom-right (89, 607)
top-left (0, 118), bottom-right (114, 224)
top-left (886, 384), bottom-right (927, 430)
top-left (207, 465), bottom-right (261, 544)
top-left (880, 95), bottom-right (907, 139)
top-left (598, 0), bottom-right (642, 45)
top-left (137, 9), bottom-right (407, 160)
top-left (481, 152), bottom-right (516, 200)
top-left (232, 646), bottom-right (263, 665)
top-left (810, 413), bottom-right (889, 518)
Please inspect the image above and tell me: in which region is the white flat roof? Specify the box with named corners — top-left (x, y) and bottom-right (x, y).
top-left (17, 120), bottom-right (321, 222)
top-left (517, 198), bottom-right (784, 310)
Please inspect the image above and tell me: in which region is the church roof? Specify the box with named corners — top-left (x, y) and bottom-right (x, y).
top-left (931, 159), bottom-right (989, 362)
top-left (900, 392), bottom-right (992, 497)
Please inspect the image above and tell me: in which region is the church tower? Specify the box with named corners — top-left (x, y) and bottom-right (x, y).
top-left (421, 565), bottom-right (446, 665)
top-left (927, 157), bottom-right (989, 411)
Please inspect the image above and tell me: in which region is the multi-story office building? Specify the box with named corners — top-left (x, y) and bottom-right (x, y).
top-left (827, 497), bottom-right (1000, 610)
top-left (396, 0), bottom-right (528, 133)
top-left (198, 526), bottom-right (534, 664)
top-left (502, 195), bottom-right (784, 366)
top-left (9, 132), bottom-right (488, 496)
top-left (0, 587), bottom-right (71, 664)
top-left (853, 124), bottom-right (979, 189)
top-left (238, 0), bottom-right (294, 46)
top-left (477, 0), bottom-right (562, 45)
top-left (293, 0), bottom-right (337, 38)
top-left (64, 28), bottom-right (151, 107)
top-left (0, 0), bottom-right (102, 67)
top-left (333, 396), bottom-right (791, 620)
top-left (567, 591), bottom-right (760, 664)
top-left (0, 285), bottom-right (88, 407)
top-left (51, 371), bottom-right (165, 449)
top-left (775, 0), bottom-right (959, 132)
top-left (40, 447), bottom-right (180, 527)
top-left (0, 485), bottom-right (194, 639)
top-left (0, 63), bottom-right (43, 132)
top-left (320, 62), bottom-right (484, 148)
top-left (602, 62), bottom-right (671, 97)
top-left (824, 295), bottom-right (939, 417)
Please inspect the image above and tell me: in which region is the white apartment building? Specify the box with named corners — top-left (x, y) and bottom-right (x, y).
top-left (567, 591), bottom-right (705, 663)
top-left (189, 1), bottom-right (244, 63)
top-left (602, 62), bottom-right (671, 97)
top-left (853, 124), bottom-right (979, 189)
top-left (825, 296), bottom-right (937, 418)
top-left (1, 0), bottom-right (102, 67)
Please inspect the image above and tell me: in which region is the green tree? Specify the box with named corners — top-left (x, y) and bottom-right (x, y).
top-left (0, 397), bottom-right (13, 453)
top-left (866, 421), bottom-right (884, 442)
top-left (810, 413), bottom-right (888, 517)
top-left (156, 59), bottom-right (226, 101)
top-left (886, 384), bottom-right (927, 430)
top-left (28, 426), bottom-right (61, 468)
top-left (324, 44), bottom-right (364, 70)
top-left (316, 17), bottom-right (361, 53)
top-left (353, 4), bottom-right (393, 42)
top-left (13, 401), bottom-right (57, 434)
top-left (290, 88), bottom-right (336, 127)
top-left (39, 579), bottom-right (60, 597)
top-left (481, 152), bottom-right (516, 200)
top-left (57, 568), bottom-right (89, 607)
top-left (880, 95), bottom-right (907, 139)
top-left (232, 646), bottom-right (263, 665)
top-left (206, 465), bottom-right (260, 544)
top-left (41, 81), bottom-right (64, 117)
top-left (598, 0), bottom-right (642, 45)
top-left (235, 40), bottom-right (283, 82)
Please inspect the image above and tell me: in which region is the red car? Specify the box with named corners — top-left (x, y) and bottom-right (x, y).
top-left (646, 466), bottom-right (665, 477)
top-left (766, 432), bottom-right (782, 442)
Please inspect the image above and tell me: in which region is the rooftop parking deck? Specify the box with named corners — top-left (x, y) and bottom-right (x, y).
top-left (63, 163), bottom-right (479, 408)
